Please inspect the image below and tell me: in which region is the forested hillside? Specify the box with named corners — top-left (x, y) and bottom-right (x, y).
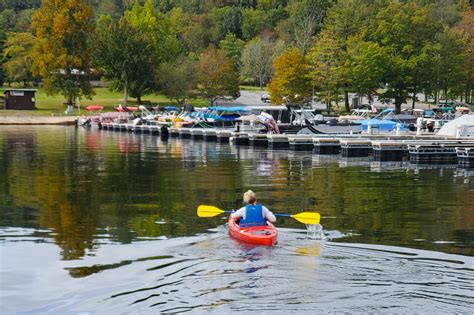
top-left (1, 0), bottom-right (473, 112)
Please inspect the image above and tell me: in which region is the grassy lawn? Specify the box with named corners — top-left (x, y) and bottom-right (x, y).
top-left (0, 87), bottom-right (208, 116)
top-left (240, 85), bottom-right (267, 92)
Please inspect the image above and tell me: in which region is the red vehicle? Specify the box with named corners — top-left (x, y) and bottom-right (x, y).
top-left (228, 216), bottom-right (278, 246)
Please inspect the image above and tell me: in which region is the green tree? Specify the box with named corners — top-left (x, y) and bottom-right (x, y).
top-left (322, 0), bottom-right (373, 111)
top-left (91, 0), bottom-right (126, 19)
top-left (426, 0), bottom-right (469, 27)
top-left (0, 30), bottom-right (6, 86)
top-left (2, 32), bottom-right (35, 86)
top-left (429, 27), bottom-right (469, 104)
top-left (459, 6), bottom-right (474, 103)
top-left (196, 47), bottom-right (240, 105)
top-left (285, 0), bottom-right (334, 54)
top-left (345, 35), bottom-right (387, 105)
top-left (125, 0), bottom-right (180, 64)
top-left (241, 8), bottom-right (267, 39)
top-left (268, 47), bottom-right (312, 104)
top-left (15, 8), bottom-right (35, 32)
top-left (257, 0), bottom-right (288, 11)
top-left (0, 0), bottom-right (41, 11)
top-left (168, 0), bottom-right (213, 13)
top-left (241, 37), bottom-right (284, 89)
top-left (95, 16), bottom-right (155, 105)
top-left (211, 6), bottom-right (242, 42)
top-left (308, 30), bottom-right (343, 109)
top-left (219, 32), bottom-right (245, 68)
top-left (157, 55), bottom-right (197, 106)
top-left (169, 7), bottom-right (212, 53)
top-left (0, 9), bottom-right (17, 31)
top-left (370, 2), bottom-right (442, 113)
top-left (31, 0), bottom-right (95, 112)
top-left (263, 3), bottom-right (288, 28)
top-left (123, 0), bottom-right (181, 102)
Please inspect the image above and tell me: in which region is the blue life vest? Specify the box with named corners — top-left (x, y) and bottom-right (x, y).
top-left (239, 204), bottom-right (267, 227)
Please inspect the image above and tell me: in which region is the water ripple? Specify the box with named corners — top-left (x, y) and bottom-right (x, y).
top-left (1, 226), bottom-right (472, 314)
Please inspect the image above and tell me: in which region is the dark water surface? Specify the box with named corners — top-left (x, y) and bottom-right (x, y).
top-left (0, 126), bottom-right (473, 314)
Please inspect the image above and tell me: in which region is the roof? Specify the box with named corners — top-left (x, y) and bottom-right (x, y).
top-left (3, 89), bottom-right (37, 94)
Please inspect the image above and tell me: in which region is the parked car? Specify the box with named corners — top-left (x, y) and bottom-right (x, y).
top-left (261, 94), bottom-right (270, 103)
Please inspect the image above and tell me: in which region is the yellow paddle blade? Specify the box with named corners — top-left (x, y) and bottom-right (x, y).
top-left (290, 212), bottom-right (320, 224)
top-left (197, 205), bottom-right (225, 217)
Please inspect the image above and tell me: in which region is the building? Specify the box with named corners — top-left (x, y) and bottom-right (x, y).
top-left (3, 89), bottom-right (37, 110)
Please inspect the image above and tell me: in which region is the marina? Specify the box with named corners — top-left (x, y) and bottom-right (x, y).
top-left (99, 121), bottom-right (474, 165)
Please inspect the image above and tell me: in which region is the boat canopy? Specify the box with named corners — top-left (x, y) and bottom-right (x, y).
top-left (208, 106), bottom-right (251, 112)
top-left (380, 108), bottom-right (394, 114)
top-left (246, 105), bottom-right (288, 111)
top-left (360, 118), bottom-right (408, 132)
top-left (161, 106), bottom-right (179, 111)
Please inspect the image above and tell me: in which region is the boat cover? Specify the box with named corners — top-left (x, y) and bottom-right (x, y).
top-left (85, 105), bottom-right (104, 111)
top-left (437, 115), bottom-right (474, 137)
top-left (208, 106), bottom-right (251, 112)
top-left (359, 119), bottom-right (408, 132)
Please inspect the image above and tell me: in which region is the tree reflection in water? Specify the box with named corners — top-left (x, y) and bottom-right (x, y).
top-left (0, 126), bottom-right (473, 259)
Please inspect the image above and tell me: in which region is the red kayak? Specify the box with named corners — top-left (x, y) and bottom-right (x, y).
top-left (228, 216), bottom-right (278, 246)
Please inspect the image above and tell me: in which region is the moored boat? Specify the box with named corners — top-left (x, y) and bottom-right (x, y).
top-left (228, 216), bottom-right (278, 246)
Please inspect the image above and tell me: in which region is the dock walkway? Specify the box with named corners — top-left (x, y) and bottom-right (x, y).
top-left (99, 123), bottom-right (474, 166)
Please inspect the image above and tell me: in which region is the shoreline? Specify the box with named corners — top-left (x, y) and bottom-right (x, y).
top-left (0, 116), bottom-right (77, 125)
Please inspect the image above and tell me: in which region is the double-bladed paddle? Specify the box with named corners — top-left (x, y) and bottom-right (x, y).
top-left (197, 205), bottom-right (320, 225)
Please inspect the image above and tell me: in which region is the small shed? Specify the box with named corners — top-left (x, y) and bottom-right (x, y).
top-left (3, 89), bottom-right (37, 110)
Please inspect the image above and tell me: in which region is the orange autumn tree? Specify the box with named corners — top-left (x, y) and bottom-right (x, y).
top-left (268, 48), bottom-right (312, 105)
top-left (31, 0), bottom-right (95, 113)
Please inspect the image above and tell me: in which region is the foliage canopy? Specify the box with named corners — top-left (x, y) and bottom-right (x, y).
top-left (31, 0), bottom-right (95, 106)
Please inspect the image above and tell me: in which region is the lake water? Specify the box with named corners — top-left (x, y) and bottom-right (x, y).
top-left (0, 126), bottom-right (473, 314)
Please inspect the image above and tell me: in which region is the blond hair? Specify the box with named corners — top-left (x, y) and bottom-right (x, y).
top-left (243, 190), bottom-right (257, 204)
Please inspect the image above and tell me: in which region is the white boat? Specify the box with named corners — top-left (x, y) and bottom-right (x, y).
top-left (437, 115), bottom-right (474, 138)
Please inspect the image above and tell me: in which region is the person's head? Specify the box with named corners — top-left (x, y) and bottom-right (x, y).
top-left (243, 190), bottom-right (257, 204)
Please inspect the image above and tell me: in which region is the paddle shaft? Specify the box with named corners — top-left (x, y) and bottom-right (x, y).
top-left (222, 210), bottom-right (293, 218)
top-left (197, 205), bottom-right (320, 224)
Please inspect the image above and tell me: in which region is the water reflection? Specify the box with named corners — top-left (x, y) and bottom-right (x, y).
top-left (0, 126), bottom-right (473, 262)
top-left (295, 243), bottom-right (321, 256)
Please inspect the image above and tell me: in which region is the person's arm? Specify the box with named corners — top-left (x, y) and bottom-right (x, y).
top-left (262, 206), bottom-right (276, 223)
top-left (231, 207), bottom-right (246, 219)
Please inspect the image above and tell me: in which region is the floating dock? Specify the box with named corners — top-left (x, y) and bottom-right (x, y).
top-left (98, 123), bottom-right (474, 166)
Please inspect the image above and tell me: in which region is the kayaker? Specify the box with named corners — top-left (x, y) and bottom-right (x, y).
top-left (231, 190), bottom-right (276, 227)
